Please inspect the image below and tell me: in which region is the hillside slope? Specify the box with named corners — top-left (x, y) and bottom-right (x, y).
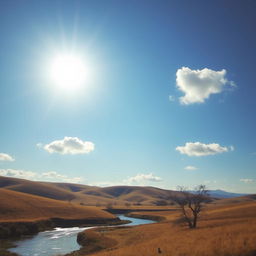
top-left (1, 176), bottom-right (251, 207)
top-left (0, 176), bottom-right (179, 206)
top-left (0, 188), bottom-right (116, 222)
top-left (74, 199), bottom-right (256, 256)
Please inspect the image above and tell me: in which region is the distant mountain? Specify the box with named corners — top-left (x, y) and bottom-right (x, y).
top-left (208, 189), bottom-right (248, 198)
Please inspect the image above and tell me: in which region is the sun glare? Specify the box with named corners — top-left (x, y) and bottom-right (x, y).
top-left (49, 54), bottom-right (87, 91)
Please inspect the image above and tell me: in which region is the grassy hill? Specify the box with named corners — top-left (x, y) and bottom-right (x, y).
top-left (0, 188), bottom-right (116, 222)
top-left (74, 198), bottom-right (256, 256)
top-left (1, 176), bottom-right (252, 209)
top-left (0, 176), bottom-right (180, 206)
top-left (0, 176), bottom-right (76, 201)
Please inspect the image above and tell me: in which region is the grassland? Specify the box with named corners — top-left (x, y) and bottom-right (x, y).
top-left (0, 187), bottom-right (120, 255)
top-left (0, 188), bottom-right (116, 222)
top-left (0, 188), bottom-right (120, 244)
top-left (1, 176), bottom-right (255, 256)
top-left (74, 199), bottom-right (256, 256)
top-left (0, 176), bottom-right (180, 206)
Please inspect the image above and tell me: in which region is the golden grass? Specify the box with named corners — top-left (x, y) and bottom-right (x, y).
top-left (0, 189), bottom-right (116, 222)
top-left (79, 201), bottom-right (256, 256)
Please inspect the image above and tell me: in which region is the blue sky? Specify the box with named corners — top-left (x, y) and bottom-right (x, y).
top-left (0, 0), bottom-right (255, 193)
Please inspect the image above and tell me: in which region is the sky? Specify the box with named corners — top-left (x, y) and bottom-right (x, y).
top-left (0, 0), bottom-right (256, 193)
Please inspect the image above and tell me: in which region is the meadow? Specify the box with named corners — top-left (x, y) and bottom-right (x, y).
top-left (74, 199), bottom-right (256, 256)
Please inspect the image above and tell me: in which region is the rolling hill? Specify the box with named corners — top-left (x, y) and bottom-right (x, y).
top-left (0, 176), bottom-right (180, 206)
top-left (0, 176), bottom-right (252, 208)
top-left (0, 188), bottom-right (116, 222)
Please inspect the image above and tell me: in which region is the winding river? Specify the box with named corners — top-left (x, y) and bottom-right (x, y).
top-left (8, 215), bottom-right (155, 256)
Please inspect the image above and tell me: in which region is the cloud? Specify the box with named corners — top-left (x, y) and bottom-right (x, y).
top-left (0, 169), bottom-right (83, 183)
top-left (41, 171), bottom-right (83, 183)
top-left (169, 95), bottom-right (175, 102)
top-left (36, 143), bottom-right (43, 148)
top-left (184, 165), bottom-right (198, 170)
top-left (91, 174), bottom-right (163, 187)
top-left (176, 142), bottom-right (229, 156)
top-left (0, 169), bottom-right (37, 179)
top-left (240, 179), bottom-right (254, 183)
top-left (230, 145), bottom-right (235, 151)
top-left (126, 173), bottom-right (162, 184)
top-left (43, 137), bottom-right (95, 155)
top-left (0, 153), bottom-right (15, 162)
top-left (176, 67), bottom-right (234, 105)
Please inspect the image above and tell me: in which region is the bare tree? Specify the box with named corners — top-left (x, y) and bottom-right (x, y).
top-left (173, 185), bottom-right (209, 229)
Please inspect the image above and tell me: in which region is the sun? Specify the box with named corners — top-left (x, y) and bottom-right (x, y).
top-left (49, 54), bottom-right (87, 91)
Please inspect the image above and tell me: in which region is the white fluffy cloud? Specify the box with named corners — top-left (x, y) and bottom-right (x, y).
top-left (176, 142), bottom-right (230, 156)
top-left (176, 67), bottom-right (234, 104)
top-left (184, 165), bottom-right (198, 170)
top-left (126, 173), bottom-right (162, 184)
top-left (240, 178), bottom-right (254, 183)
top-left (43, 137), bottom-right (95, 155)
top-left (0, 153), bottom-right (15, 162)
top-left (0, 169), bottom-right (83, 183)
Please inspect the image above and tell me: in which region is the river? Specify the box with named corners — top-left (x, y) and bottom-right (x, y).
top-left (8, 214), bottom-right (155, 256)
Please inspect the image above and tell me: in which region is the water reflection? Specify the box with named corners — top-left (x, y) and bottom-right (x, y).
top-left (9, 215), bottom-right (155, 256)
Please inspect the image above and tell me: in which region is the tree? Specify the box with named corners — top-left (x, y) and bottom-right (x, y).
top-left (173, 185), bottom-right (209, 229)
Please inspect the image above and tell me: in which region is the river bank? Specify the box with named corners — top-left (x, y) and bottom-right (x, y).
top-left (1, 217), bottom-right (126, 256)
top-left (66, 213), bottom-right (160, 256)
top-left (0, 217), bottom-right (122, 239)
top-left (69, 202), bottom-right (256, 256)
top-left (6, 214), bottom-right (156, 256)
top-left (0, 239), bottom-right (19, 256)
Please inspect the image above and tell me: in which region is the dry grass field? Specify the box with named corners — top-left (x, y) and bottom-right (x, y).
top-left (77, 199), bottom-right (256, 256)
top-left (0, 188), bottom-right (116, 222)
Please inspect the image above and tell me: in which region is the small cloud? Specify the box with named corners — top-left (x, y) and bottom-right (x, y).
top-left (184, 165), bottom-right (198, 171)
top-left (230, 145), bottom-right (235, 151)
top-left (42, 136), bottom-right (95, 155)
top-left (0, 169), bottom-right (83, 183)
top-left (176, 67), bottom-right (234, 105)
top-left (176, 142), bottom-right (229, 157)
top-left (240, 178), bottom-right (254, 183)
top-left (36, 143), bottom-right (43, 148)
top-left (125, 173), bottom-right (162, 185)
top-left (41, 171), bottom-right (83, 183)
top-left (0, 153), bottom-right (15, 162)
top-left (0, 169), bottom-right (37, 179)
top-left (229, 81), bottom-right (237, 88)
top-left (92, 174), bottom-right (163, 187)
top-left (169, 95), bottom-right (175, 102)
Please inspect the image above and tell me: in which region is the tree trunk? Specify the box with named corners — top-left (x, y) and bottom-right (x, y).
top-left (192, 214), bottom-right (197, 228)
